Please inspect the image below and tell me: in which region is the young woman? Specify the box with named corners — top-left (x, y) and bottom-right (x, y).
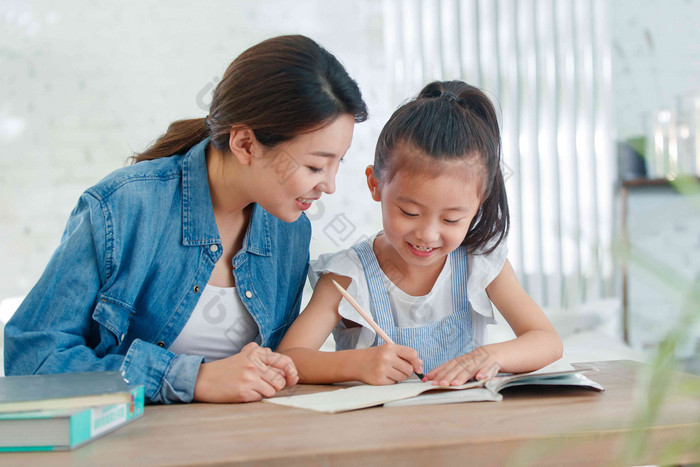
top-left (4, 35), bottom-right (368, 403)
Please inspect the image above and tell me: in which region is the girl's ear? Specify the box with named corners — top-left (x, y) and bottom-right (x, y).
top-left (365, 165), bottom-right (382, 202)
top-left (228, 126), bottom-right (258, 165)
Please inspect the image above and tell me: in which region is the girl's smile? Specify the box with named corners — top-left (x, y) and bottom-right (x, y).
top-left (407, 241), bottom-right (438, 257)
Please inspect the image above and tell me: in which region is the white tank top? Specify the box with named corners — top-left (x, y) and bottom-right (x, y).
top-left (168, 285), bottom-right (259, 361)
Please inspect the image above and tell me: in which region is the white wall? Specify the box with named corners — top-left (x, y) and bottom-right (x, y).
top-left (2, 0), bottom-right (699, 304)
top-left (610, 0), bottom-right (700, 140)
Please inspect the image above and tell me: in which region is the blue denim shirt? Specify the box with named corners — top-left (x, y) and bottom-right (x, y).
top-left (4, 138), bottom-right (311, 404)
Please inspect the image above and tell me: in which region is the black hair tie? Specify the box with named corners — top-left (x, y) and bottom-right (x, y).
top-left (440, 91), bottom-right (459, 102)
top-left (204, 115), bottom-right (211, 129)
top-left (440, 91), bottom-right (468, 110)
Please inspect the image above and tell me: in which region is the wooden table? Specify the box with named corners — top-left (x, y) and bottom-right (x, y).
top-left (2, 361), bottom-right (699, 466)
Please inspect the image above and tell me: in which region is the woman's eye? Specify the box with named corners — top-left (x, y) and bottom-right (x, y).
top-left (444, 219), bottom-right (461, 224)
top-left (400, 208), bottom-right (418, 217)
top-left (307, 167), bottom-right (323, 174)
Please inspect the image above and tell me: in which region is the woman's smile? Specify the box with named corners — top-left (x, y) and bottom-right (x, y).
top-left (295, 196), bottom-right (319, 211)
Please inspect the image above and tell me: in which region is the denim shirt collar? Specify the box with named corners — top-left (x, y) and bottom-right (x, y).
top-left (181, 137), bottom-right (271, 256)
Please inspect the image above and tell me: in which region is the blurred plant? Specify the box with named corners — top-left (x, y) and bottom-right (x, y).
top-left (506, 175), bottom-right (700, 466)
top-left (617, 174), bottom-right (700, 465)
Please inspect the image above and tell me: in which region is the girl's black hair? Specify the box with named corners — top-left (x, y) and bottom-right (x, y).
top-left (373, 80), bottom-right (509, 254)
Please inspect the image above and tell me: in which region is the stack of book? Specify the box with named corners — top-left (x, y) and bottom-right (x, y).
top-left (0, 371), bottom-right (144, 451)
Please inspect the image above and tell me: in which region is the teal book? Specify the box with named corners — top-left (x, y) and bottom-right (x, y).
top-left (0, 385), bottom-right (144, 452)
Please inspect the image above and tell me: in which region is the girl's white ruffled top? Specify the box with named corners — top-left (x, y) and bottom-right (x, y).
top-left (309, 232), bottom-right (508, 351)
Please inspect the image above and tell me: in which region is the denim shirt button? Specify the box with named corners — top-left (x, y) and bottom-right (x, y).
top-left (209, 244), bottom-right (218, 252)
top-left (193, 285), bottom-right (200, 293)
top-left (157, 341), bottom-right (165, 348)
top-left (245, 290), bottom-right (253, 299)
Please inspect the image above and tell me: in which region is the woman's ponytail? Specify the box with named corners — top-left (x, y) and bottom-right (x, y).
top-left (132, 118), bottom-right (209, 162)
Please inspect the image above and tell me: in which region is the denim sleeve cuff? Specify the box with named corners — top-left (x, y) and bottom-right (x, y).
top-left (120, 339), bottom-right (204, 404)
top-left (159, 353), bottom-right (206, 403)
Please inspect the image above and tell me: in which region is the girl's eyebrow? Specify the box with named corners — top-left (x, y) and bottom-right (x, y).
top-left (396, 195), bottom-right (469, 212)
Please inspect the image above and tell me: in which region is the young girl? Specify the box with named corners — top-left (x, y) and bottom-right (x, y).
top-left (4, 35), bottom-right (368, 403)
top-left (278, 80), bottom-right (562, 387)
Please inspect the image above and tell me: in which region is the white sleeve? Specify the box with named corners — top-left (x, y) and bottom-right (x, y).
top-left (308, 249), bottom-right (377, 348)
top-left (466, 238), bottom-right (509, 324)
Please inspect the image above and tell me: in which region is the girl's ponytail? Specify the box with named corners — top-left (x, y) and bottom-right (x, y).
top-left (450, 82), bottom-right (509, 255)
top-left (465, 162), bottom-right (509, 255)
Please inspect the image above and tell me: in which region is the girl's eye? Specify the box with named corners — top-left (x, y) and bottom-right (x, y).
top-left (444, 219), bottom-right (461, 224)
top-left (307, 167), bottom-right (323, 174)
top-left (400, 208), bottom-right (418, 217)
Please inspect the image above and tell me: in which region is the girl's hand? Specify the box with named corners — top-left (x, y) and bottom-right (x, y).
top-left (425, 346), bottom-right (500, 386)
top-left (359, 343), bottom-right (423, 385)
top-left (193, 342), bottom-right (299, 403)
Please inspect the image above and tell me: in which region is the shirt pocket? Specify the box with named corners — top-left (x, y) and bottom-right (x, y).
top-left (91, 296), bottom-right (133, 357)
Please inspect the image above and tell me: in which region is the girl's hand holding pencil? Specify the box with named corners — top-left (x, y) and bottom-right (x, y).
top-left (354, 344), bottom-right (424, 385)
top-left (331, 279), bottom-right (425, 383)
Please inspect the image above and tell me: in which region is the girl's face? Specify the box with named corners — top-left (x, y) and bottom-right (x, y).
top-left (255, 114), bottom-right (355, 222)
top-left (368, 161), bottom-right (482, 270)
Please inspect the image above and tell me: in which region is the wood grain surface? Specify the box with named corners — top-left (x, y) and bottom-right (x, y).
top-left (2, 360), bottom-right (698, 466)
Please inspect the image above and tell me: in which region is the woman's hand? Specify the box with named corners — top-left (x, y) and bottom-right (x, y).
top-left (193, 342), bottom-right (299, 403)
top-left (425, 346), bottom-right (500, 386)
top-left (358, 343), bottom-right (423, 385)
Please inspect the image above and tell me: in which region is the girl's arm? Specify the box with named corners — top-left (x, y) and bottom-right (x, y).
top-left (277, 273), bottom-right (422, 384)
top-left (426, 259), bottom-right (562, 385)
top-left (480, 259), bottom-right (563, 372)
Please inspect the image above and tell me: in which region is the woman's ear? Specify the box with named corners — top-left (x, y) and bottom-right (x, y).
top-left (228, 126), bottom-right (258, 165)
top-left (365, 165), bottom-right (381, 202)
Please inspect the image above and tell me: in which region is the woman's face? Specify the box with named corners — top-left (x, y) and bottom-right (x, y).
top-left (253, 114), bottom-right (355, 223)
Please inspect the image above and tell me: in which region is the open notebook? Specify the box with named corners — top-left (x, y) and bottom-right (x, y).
top-left (264, 360), bottom-right (603, 413)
